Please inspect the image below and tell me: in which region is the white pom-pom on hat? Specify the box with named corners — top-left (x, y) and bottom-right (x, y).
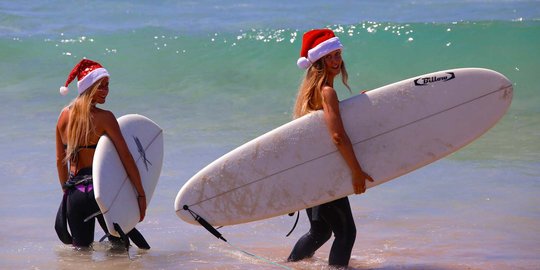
top-left (59, 86), bottom-right (69, 96)
top-left (297, 57), bottom-right (312, 69)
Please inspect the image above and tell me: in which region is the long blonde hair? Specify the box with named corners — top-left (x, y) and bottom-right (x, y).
top-left (63, 78), bottom-right (103, 163)
top-left (293, 57), bottom-right (350, 119)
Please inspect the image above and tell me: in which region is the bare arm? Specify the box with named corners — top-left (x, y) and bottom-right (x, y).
top-left (101, 111), bottom-right (147, 221)
top-left (321, 86), bottom-right (374, 194)
top-left (55, 123), bottom-right (69, 191)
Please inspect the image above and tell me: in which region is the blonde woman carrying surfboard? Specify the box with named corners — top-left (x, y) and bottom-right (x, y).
top-left (288, 29), bottom-right (374, 268)
top-left (55, 59), bottom-right (147, 248)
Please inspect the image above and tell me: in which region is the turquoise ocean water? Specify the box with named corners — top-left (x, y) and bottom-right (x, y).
top-left (1, 1), bottom-right (540, 269)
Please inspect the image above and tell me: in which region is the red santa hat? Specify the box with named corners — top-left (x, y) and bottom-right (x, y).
top-left (59, 59), bottom-right (109, 96)
top-left (297, 29), bottom-right (343, 69)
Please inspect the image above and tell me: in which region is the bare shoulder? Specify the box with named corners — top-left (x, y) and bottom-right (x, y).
top-left (321, 86), bottom-right (339, 104)
top-left (58, 106), bottom-right (70, 118)
top-left (92, 107), bottom-right (118, 131)
top-left (56, 107), bottom-right (70, 128)
top-left (93, 107), bottom-right (116, 121)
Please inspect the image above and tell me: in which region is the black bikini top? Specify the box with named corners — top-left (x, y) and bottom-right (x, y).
top-left (63, 144), bottom-right (98, 151)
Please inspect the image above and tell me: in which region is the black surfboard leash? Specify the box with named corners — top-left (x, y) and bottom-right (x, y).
top-left (183, 205), bottom-right (227, 242)
top-left (182, 205), bottom-right (292, 269)
top-left (286, 211), bottom-right (300, 237)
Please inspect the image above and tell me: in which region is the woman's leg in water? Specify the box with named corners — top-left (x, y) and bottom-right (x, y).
top-left (320, 197), bottom-right (356, 267)
top-left (287, 206), bottom-right (332, 261)
top-left (66, 189), bottom-right (98, 247)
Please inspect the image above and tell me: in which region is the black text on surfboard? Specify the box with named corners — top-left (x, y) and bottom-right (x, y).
top-left (414, 72), bottom-right (455, 86)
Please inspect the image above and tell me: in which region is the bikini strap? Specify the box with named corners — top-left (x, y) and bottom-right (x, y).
top-left (65, 143), bottom-right (97, 175)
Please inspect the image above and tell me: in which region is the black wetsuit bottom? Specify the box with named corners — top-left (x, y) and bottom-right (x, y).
top-left (287, 197), bottom-right (356, 267)
top-left (65, 167), bottom-right (100, 247)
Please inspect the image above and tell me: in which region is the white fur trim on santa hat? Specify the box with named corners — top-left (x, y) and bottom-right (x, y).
top-left (76, 68), bottom-right (109, 95)
top-left (297, 37), bottom-right (343, 69)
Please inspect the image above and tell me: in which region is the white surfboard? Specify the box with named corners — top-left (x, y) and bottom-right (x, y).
top-left (175, 68), bottom-right (513, 227)
top-left (94, 114), bottom-right (164, 237)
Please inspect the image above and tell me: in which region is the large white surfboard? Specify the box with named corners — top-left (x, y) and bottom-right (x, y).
top-left (175, 68), bottom-right (513, 226)
top-left (94, 114), bottom-right (163, 237)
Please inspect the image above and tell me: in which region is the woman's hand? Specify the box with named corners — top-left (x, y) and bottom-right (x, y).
top-left (352, 169), bottom-right (374, 194)
top-left (137, 195), bottom-right (147, 222)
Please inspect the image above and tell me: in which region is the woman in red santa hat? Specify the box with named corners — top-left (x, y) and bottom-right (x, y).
top-left (287, 29), bottom-right (374, 268)
top-left (55, 59), bottom-right (148, 248)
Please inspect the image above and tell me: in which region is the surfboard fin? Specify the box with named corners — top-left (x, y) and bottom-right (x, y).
top-left (127, 228), bottom-right (151, 249)
top-left (97, 229), bottom-right (149, 250)
top-left (113, 223), bottom-right (131, 256)
top-left (183, 205), bottom-right (227, 242)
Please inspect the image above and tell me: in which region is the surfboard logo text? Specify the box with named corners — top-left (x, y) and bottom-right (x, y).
top-left (134, 136), bottom-right (152, 171)
top-left (414, 72), bottom-right (455, 86)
